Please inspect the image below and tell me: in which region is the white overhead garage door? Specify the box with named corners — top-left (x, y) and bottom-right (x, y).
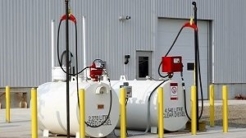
top-left (156, 18), bottom-right (209, 99)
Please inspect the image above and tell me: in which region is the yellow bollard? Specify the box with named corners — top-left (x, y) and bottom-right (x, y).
top-left (120, 88), bottom-right (126, 138)
top-left (31, 88), bottom-right (38, 138)
top-left (222, 85), bottom-right (228, 133)
top-left (5, 86), bottom-right (10, 123)
top-left (157, 87), bottom-right (164, 138)
top-left (79, 89), bottom-right (86, 138)
top-left (209, 84), bottom-right (215, 127)
top-left (191, 85), bottom-right (197, 135)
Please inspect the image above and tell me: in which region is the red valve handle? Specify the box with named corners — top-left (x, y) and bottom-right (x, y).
top-left (183, 22), bottom-right (198, 30)
top-left (60, 14), bottom-right (77, 24)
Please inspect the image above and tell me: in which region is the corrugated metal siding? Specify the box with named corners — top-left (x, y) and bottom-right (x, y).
top-left (1, 0), bottom-right (246, 87)
top-left (212, 0), bottom-right (246, 83)
top-left (157, 0), bottom-right (217, 20)
top-left (0, 0), bottom-right (154, 87)
top-left (81, 0), bottom-right (153, 80)
top-left (0, 0), bottom-right (63, 87)
top-left (157, 0), bottom-right (246, 83)
top-left (68, 0), bottom-right (153, 80)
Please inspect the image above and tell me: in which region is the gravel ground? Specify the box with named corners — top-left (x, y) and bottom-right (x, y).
top-left (200, 104), bottom-right (246, 128)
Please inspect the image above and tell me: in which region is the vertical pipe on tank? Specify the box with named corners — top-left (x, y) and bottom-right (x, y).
top-left (51, 20), bottom-right (55, 81)
top-left (82, 16), bottom-right (87, 80)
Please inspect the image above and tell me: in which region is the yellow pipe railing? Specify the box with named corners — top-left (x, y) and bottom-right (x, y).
top-left (5, 86), bottom-right (10, 123)
top-left (79, 89), bottom-right (86, 138)
top-left (31, 88), bottom-right (38, 138)
top-left (157, 87), bottom-right (164, 138)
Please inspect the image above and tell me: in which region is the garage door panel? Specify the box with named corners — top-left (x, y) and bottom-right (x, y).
top-left (157, 19), bottom-right (209, 99)
top-left (198, 50), bottom-right (208, 59)
top-left (157, 46), bottom-right (207, 61)
top-left (157, 33), bottom-right (207, 48)
top-left (158, 20), bottom-right (208, 34)
top-left (197, 22), bottom-right (208, 33)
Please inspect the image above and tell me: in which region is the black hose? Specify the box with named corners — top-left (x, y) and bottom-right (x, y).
top-left (83, 60), bottom-right (112, 128)
top-left (60, 50), bottom-right (73, 67)
top-left (57, 19), bottom-right (90, 76)
top-left (76, 65), bottom-right (113, 127)
top-left (76, 74), bottom-right (113, 128)
top-left (181, 29), bottom-right (203, 121)
top-left (181, 71), bottom-right (191, 120)
top-left (113, 97), bottom-right (129, 137)
top-left (157, 24), bottom-right (192, 120)
top-left (85, 89), bottom-right (113, 128)
top-left (57, 14), bottom-right (113, 128)
top-left (158, 25), bottom-right (185, 78)
top-left (157, 22), bottom-right (205, 121)
top-left (130, 79), bottom-right (169, 137)
top-left (192, 2), bottom-right (204, 124)
top-left (196, 36), bottom-right (204, 119)
top-left (113, 79), bottom-right (169, 137)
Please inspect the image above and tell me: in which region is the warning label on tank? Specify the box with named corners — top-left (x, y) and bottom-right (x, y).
top-left (164, 107), bottom-right (186, 118)
top-left (170, 83), bottom-right (178, 100)
top-left (86, 115), bottom-right (112, 127)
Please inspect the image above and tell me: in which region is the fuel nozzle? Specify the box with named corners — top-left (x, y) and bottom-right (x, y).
top-left (60, 8), bottom-right (77, 23)
top-left (190, 16), bottom-right (194, 25)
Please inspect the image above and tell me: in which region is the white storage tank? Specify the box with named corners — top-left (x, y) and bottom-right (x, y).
top-left (110, 79), bottom-right (190, 132)
top-left (37, 81), bottom-right (119, 137)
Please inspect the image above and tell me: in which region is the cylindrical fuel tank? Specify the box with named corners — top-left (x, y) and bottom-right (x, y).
top-left (110, 79), bottom-right (190, 131)
top-left (37, 81), bottom-right (119, 138)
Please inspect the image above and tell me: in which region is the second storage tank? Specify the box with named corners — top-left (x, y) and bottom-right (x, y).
top-left (110, 79), bottom-right (190, 131)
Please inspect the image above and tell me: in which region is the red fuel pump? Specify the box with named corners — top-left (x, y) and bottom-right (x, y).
top-left (162, 56), bottom-right (183, 73)
top-left (89, 59), bottom-right (104, 81)
top-left (159, 20), bottom-right (197, 77)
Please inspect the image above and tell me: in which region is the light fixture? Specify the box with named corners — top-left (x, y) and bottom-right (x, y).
top-left (119, 15), bottom-right (131, 21)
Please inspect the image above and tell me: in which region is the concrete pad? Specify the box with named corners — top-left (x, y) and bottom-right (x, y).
top-left (1, 108), bottom-right (246, 138)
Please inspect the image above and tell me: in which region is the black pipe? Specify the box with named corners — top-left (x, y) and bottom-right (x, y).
top-left (65, 0), bottom-right (70, 137)
top-left (192, 1), bottom-right (199, 131)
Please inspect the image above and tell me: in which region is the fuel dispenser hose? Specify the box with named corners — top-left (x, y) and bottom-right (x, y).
top-left (114, 22), bottom-right (202, 137)
top-left (157, 22), bottom-right (204, 121)
top-left (57, 14), bottom-right (113, 128)
top-left (113, 79), bottom-right (169, 137)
